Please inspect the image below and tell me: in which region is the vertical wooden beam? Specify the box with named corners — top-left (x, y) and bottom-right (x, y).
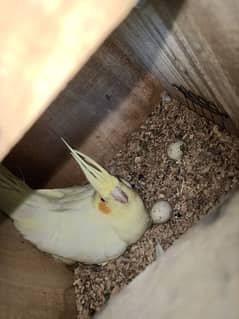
top-left (0, 0), bottom-right (137, 161)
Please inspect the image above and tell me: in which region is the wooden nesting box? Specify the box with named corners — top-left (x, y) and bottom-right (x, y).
top-left (0, 0), bottom-right (239, 318)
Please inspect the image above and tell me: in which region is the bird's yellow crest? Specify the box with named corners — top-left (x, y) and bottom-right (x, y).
top-left (61, 138), bottom-right (119, 199)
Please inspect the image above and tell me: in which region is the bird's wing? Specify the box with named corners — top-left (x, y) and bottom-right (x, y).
top-left (33, 184), bottom-right (94, 212)
top-left (35, 189), bottom-right (65, 199)
top-left (11, 184), bottom-right (94, 243)
top-left (36, 184), bottom-right (92, 200)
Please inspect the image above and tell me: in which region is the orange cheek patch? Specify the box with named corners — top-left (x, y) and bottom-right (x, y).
top-left (98, 202), bottom-right (111, 214)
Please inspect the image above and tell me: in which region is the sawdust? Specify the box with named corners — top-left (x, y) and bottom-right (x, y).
top-left (74, 95), bottom-right (239, 318)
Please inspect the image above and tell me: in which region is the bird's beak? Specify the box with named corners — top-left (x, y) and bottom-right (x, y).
top-left (61, 138), bottom-right (119, 198)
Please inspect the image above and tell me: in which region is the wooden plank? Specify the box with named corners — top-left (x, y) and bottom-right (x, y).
top-left (0, 0), bottom-right (138, 161)
top-left (115, 1), bottom-right (239, 130)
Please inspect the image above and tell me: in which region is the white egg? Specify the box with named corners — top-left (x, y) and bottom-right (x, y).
top-left (167, 141), bottom-right (184, 161)
top-left (150, 200), bottom-right (172, 224)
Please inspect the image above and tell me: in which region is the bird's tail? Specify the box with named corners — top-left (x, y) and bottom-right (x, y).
top-left (0, 165), bottom-right (31, 217)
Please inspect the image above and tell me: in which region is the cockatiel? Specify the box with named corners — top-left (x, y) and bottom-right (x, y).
top-left (0, 139), bottom-right (150, 264)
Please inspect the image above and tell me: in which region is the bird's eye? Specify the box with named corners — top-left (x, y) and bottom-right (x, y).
top-left (111, 187), bottom-right (128, 203)
top-left (101, 197), bottom-right (105, 202)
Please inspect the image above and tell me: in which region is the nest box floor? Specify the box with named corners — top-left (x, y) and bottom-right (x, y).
top-left (74, 95), bottom-right (239, 318)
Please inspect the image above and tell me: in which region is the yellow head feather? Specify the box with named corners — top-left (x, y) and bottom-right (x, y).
top-left (61, 138), bottom-right (119, 198)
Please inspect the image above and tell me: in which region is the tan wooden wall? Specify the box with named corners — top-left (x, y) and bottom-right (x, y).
top-left (0, 0), bottom-right (138, 162)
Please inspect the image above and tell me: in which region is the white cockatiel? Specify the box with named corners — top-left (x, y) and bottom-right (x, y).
top-left (0, 139), bottom-right (150, 264)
